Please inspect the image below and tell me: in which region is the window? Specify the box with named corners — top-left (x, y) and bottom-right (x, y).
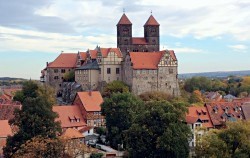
top-left (99, 68), bottom-right (101, 74)
top-left (107, 68), bottom-right (111, 74)
top-left (54, 76), bottom-right (59, 80)
top-left (116, 68), bottom-right (120, 74)
top-left (61, 69), bottom-right (65, 73)
top-left (54, 69), bottom-right (58, 73)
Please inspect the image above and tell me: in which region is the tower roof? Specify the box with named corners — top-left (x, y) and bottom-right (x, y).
top-left (117, 13), bottom-right (132, 25)
top-left (144, 15), bottom-right (160, 26)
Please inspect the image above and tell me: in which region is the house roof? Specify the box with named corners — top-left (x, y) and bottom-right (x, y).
top-left (186, 106), bottom-right (213, 128)
top-left (0, 120), bottom-right (12, 137)
top-left (169, 50), bottom-right (177, 61)
top-left (0, 104), bottom-right (22, 120)
top-left (117, 13), bottom-right (132, 25)
top-left (62, 128), bottom-right (84, 139)
top-left (76, 60), bottom-right (99, 70)
top-left (53, 105), bottom-right (86, 128)
top-left (76, 91), bottom-right (103, 112)
top-left (144, 15), bottom-right (160, 26)
top-left (129, 51), bottom-right (165, 70)
top-left (132, 37), bottom-right (148, 45)
top-left (79, 126), bottom-right (94, 133)
top-left (89, 48), bottom-right (123, 59)
top-left (100, 48), bottom-right (123, 58)
top-left (48, 53), bottom-right (78, 68)
top-left (205, 102), bottom-right (243, 126)
top-left (79, 52), bottom-right (87, 61)
top-left (241, 103), bottom-right (250, 120)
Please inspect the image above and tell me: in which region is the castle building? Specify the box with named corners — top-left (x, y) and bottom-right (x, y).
top-left (41, 13), bottom-right (180, 98)
top-left (117, 14), bottom-right (160, 57)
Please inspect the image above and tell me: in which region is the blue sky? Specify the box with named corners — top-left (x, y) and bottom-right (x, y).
top-left (0, 0), bottom-right (249, 79)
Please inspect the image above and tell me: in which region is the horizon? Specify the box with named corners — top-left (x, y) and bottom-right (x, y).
top-left (0, 0), bottom-right (249, 79)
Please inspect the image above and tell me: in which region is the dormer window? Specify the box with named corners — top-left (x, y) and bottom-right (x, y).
top-left (75, 116), bottom-right (80, 122)
top-left (69, 116), bottom-right (75, 122)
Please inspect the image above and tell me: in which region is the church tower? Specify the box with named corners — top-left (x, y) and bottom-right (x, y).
top-left (144, 14), bottom-right (160, 51)
top-left (117, 13), bottom-right (132, 57)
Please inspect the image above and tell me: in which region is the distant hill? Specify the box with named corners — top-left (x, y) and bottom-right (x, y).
top-left (179, 70), bottom-right (250, 79)
top-left (0, 77), bottom-right (26, 81)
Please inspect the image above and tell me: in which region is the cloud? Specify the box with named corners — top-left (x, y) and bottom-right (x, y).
top-left (228, 44), bottom-right (248, 52)
top-left (171, 47), bottom-right (203, 54)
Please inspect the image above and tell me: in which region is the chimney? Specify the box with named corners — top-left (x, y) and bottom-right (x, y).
top-left (46, 62), bottom-right (48, 66)
top-left (89, 90), bottom-right (92, 96)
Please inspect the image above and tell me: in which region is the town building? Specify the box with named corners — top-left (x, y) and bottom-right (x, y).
top-left (0, 120), bottom-right (13, 157)
top-left (186, 106), bottom-right (213, 148)
top-left (73, 91), bottom-right (105, 127)
top-left (53, 105), bottom-right (87, 131)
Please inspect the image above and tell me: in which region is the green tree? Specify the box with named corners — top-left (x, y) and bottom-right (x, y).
top-left (102, 80), bottom-right (129, 98)
top-left (63, 71), bottom-right (75, 82)
top-left (4, 84), bottom-right (61, 158)
top-left (139, 91), bottom-right (173, 102)
top-left (90, 153), bottom-right (103, 158)
top-left (125, 100), bottom-right (191, 158)
top-left (101, 92), bottom-right (143, 149)
top-left (13, 81), bottom-right (38, 103)
top-left (184, 77), bottom-right (212, 92)
top-left (196, 121), bottom-right (250, 158)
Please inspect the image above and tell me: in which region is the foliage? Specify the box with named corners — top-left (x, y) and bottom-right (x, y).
top-left (189, 90), bottom-right (204, 104)
top-left (4, 81), bottom-right (61, 157)
top-left (101, 92), bottom-right (143, 149)
top-left (63, 71), bottom-right (75, 82)
top-left (95, 127), bottom-right (107, 136)
top-left (13, 90), bottom-right (25, 103)
top-left (196, 121), bottom-right (250, 158)
top-left (90, 153), bottom-right (104, 158)
top-left (125, 100), bottom-right (191, 158)
top-left (37, 84), bottom-right (56, 105)
top-left (102, 80), bottom-right (129, 98)
top-left (11, 136), bottom-right (64, 158)
top-left (139, 91), bottom-right (173, 102)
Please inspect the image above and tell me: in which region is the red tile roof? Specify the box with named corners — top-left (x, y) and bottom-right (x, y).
top-left (186, 106), bottom-right (213, 128)
top-left (53, 105), bottom-right (86, 128)
top-left (79, 52), bottom-right (87, 60)
top-left (79, 126), bottom-right (94, 133)
top-left (168, 50), bottom-right (177, 61)
top-left (241, 103), bottom-right (250, 120)
top-left (132, 37), bottom-right (148, 45)
top-left (117, 13), bottom-right (132, 25)
top-left (205, 102), bottom-right (244, 126)
top-left (90, 48), bottom-right (123, 59)
top-left (129, 51), bottom-right (165, 70)
top-left (76, 91), bottom-right (103, 112)
top-left (62, 128), bottom-right (84, 139)
top-left (0, 120), bottom-right (12, 137)
top-left (48, 53), bottom-right (78, 68)
top-left (89, 50), bottom-right (98, 59)
top-left (144, 15), bottom-right (160, 26)
top-left (100, 48), bottom-right (123, 58)
top-left (0, 104), bottom-right (22, 120)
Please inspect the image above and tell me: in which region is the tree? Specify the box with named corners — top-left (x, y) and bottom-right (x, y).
top-left (125, 100), bottom-right (191, 158)
top-left (90, 153), bottom-right (103, 158)
top-left (139, 91), bottom-right (173, 102)
top-left (101, 92), bottom-right (143, 149)
top-left (196, 121), bottom-right (250, 158)
top-left (13, 91), bottom-right (25, 103)
top-left (4, 87), bottom-right (61, 157)
top-left (63, 71), bottom-right (75, 82)
top-left (189, 90), bottom-right (204, 104)
top-left (102, 80), bottom-right (129, 98)
top-left (184, 77), bottom-right (212, 92)
top-left (13, 80), bottom-right (38, 103)
top-left (37, 84), bottom-right (56, 105)
top-left (11, 136), bottom-right (64, 158)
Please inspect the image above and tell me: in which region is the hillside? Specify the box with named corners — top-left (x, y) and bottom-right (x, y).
top-left (179, 70), bottom-right (250, 79)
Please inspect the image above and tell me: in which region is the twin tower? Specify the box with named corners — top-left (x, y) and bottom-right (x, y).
top-left (117, 13), bottom-right (160, 57)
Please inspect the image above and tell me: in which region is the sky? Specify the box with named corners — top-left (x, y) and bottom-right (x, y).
top-left (0, 0), bottom-right (249, 79)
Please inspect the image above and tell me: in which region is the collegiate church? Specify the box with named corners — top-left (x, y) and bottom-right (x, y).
top-left (41, 13), bottom-right (180, 100)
